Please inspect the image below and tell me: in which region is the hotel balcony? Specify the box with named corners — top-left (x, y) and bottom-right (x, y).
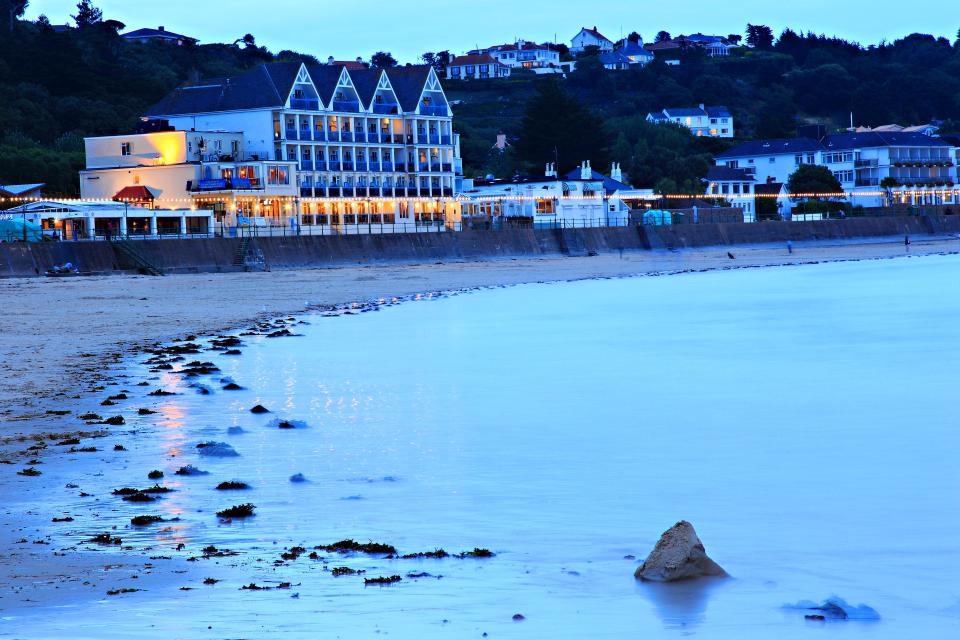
top-left (290, 98), bottom-right (320, 110)
top-left (354, 132), bottom-right (367, 142)
top-left (440, 134), bottom-right (452, 145)
top-left (313, 130), bottom-right (327, 141)
top-left (315, 161), bottom-right (327, 171)
top-left (332, 100), bottom-right (361, 113)
top-left (341, 161), bottom-right (354, 171)
top-left (300, 160), bottom-right (314, 171)
top-left (355, 161), bottom-right (368, 171)
top-left (372, 103), bottom-right (399, 114)
top-left (340, 131), bottom-right (354, 142)
top-left (854, 159), bottom-right (878, 168)
top-left (284, 128), bottom-right (298, 140)
top-left (299, 128), bottom-right (312, 140)
top-left (381, 161), bottom-right (393, 171)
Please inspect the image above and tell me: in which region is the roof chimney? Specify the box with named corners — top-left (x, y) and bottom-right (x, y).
top-left (698, 103), bottom-right (705, 111)
top-left (356, 56), bottom-right (363, 63)
top-left (328, 56), bottom-right (335, 64)
top-left (158, 26), bottom-right (165, 32)
top-left (580, 161), bottom-right (590, 180)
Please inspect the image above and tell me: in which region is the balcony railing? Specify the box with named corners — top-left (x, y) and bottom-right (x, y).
top-left (854, 159), bottom-right (878, 168)
top-left (299, 128), bottom-right (312, 140)
top-left (316, 161), bottom-right (327, 171)
top-left (340, 131), bottom-right (354, 142)
top-left (342, 161), bottom-right (354, 171)
top-left (355, 161), bottom-right (368, 171)
top-left (290, 98), bottom-right (320, 110)
top-left (381, 161), bottom-right (393, 171)
top-left (418, 162), bottom-right (430, 172)
top-left (372, 103), bottom-right (399, 114)
top-left (354, 132), bottom-right (366, 142)
top-left (420, 105), bottom-right (448, 116)
top-left (440, 135), bottom-right (452, 145)
top-left (300, 186), bottom-right (314, 196)
top-left (440, 163), bottom-right (452, 172)
top-left (313, 130), bottom-right (327, 141)
top-left (300, 160), bottom-right (314, 171)
top-left (332, 100), bottom-right (361, 113)
top-left (284, 128), bottom-right (297, 140)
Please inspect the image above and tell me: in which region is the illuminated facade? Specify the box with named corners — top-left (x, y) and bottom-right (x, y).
top-left (81, 62), bottom-right (463, 233)
top-left (647, 105), bottom-right (734, 138)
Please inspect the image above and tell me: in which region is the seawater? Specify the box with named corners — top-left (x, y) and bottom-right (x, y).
top-left (6, 254), bottom-right (960, 638)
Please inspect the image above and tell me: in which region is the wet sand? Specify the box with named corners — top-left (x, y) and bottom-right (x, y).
top-left (1, 236), bottom-right (958, 616)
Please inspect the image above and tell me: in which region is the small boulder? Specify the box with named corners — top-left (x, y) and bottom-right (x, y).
top-left (634, 521), bottom-right (726, 582)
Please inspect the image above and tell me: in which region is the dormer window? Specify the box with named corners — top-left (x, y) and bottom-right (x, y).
top-left (423, 96), bottom-right (432, 106)
top-left (294, 89), bottom-right (304, 99)
top-left (336, 92), bottom-right (345, 100)
top-left (374, 95), bottom-right (383, 104)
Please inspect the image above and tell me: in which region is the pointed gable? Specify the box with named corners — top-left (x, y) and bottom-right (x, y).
top-left (384, 65), bottom-right (433, 113)
top-left (348, 68), bottom-right (383, 108)
top-left (305, 65), bottom-right (345, 105)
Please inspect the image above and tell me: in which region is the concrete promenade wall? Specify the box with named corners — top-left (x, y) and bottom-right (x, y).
top-left (1, 215), bottom-right (958, 279)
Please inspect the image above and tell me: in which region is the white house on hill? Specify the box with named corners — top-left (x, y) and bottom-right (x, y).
top-left (647, 105), bottom-right (734, 138)
top-left (571, 27), bottom-right (614, 53)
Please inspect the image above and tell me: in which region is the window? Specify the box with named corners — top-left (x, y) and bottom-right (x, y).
top-left (294, 89), bottom-right (304, 99)
top-left (833, 170), bottom-right (854, 183)
top-left (121, 142), bottom-right (132, 156)
top-left (267, 165), bottom-right (290, 185)
top-left (451, 67), bottom-right (460, 76)
top-left (823, 151), bottom-right (853, 164)
top-left (795, 154), bottom-right (802, 166)
top-left (806, 153), bottom-right (815, 164)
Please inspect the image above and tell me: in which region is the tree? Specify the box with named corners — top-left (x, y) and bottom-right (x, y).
top-left (421, 50), bottom-right (451, 71)
top-left (233, 33), bottom-right (255, 48)
top-left (655, 30), bottom-right (671, 43)
top-left (35, 13), bottom-right (51, 31)
top-left (72, 0), bottom-right (101, 27)
top-left (370, 51), bottom-right (397, 69)
top-left (787, 165), bottom-right (844, 214)
top-left (746, 24), bottom-right (774, 50)
top-left (626, 31), bottom-right (642, 43)
top-left (726, 34), bottom-right (742, 45)
top-left (513, 80), bottom-right (609, 174)
top-left (5, 0), bottom-right (27, 32)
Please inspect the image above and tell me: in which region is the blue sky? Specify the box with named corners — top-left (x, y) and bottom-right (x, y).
top-left (26, 0), bottom-right (956, 62)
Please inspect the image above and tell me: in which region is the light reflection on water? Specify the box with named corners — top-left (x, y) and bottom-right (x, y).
top-left (7, 255), bottom-right (960, 638)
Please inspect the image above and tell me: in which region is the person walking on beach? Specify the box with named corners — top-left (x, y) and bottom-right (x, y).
top-left (787, 240), bottom-right (793, 255)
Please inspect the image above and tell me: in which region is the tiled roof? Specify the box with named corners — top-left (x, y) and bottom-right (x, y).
top-left (754, 182), bottom-right (785, 196)
top-left (112, 185), bottom-right (156, 201)
top-left (706, 166), bottom-right (755, 181)
top-left (664, 107), bottom-right (706, 117)
top-left (599, 50), bottom-right (631, 65)
top-left (705, 106), bottom-right (731, 117)
top-left (0, 183), bottom-right (44, 196)
top-left (449, 54), bottom-right (503, 67)
top-left (715, 138), bottom-right (822, 158)
top-left (619, 41), bottom-right (653, 57)
top-left (305, 65), bottom-right (345, 103)
top-left (824, 131), bottom-right (953, 150)
top-left (645, 40), bottom-right (681, 51)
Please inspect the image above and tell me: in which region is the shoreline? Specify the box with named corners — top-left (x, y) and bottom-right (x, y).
top-left (2, 236), bottom-right (958, 441)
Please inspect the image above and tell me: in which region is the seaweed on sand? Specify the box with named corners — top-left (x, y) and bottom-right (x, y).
top-left (401, 549), bottom-right (449, 559)
top-left (147, 470), bottom-right (164, 479)
top-left (17, 467), bottom-right (42, 476)
top-left (175, 465), bottom-right (209, 476)
top-left (130, 515), bottom-right (164, 526)
top-left (101, 416), bottom-right (125, 426)
top-left (456, 548), bottom-right (495, 558)
top-left (316, 539), bottom-right (397, 555)
top-left (331, 566), bottom-right (365, 576)
top-left (216, 503), bottom-right (255, 519)
top-left (87, 533), bottom-right (122, 545)
top-left (216, 480), bottom-right (250, 490)
top-left (364, 575), bottom-right (401, 585)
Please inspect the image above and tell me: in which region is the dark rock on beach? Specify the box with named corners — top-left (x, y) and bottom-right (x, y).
top-left (634, 521), bottom-right (726, 582)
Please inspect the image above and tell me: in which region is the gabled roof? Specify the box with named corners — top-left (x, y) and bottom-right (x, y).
top-left (349, 68), bottom-right (384, 106)
top-left (305, 65), bottom-right (346, 104)
top-left (754, 182), bottom-right (785, 196)
top-left (706, 166), bottom-right (755, 181)
top-left (715, 138), bottom-right (822, 159)
top-left (647, 112), bottom-right (668, 122)
top-left (113, 186), bottom-right (156, 201)
top-left (619, 40), bottom-right (653, 57)
top-left (384, 66), bottom-right (434, 112)
top-left (645, 40), bottom-right (681, 51)
top-left (576, 27), bottom-right (612, 43)
top-left (329, 60), bottom-right (367, 70)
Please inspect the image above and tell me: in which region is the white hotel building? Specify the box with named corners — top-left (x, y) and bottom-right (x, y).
top-left (80, 62), bottom-right (463, 232)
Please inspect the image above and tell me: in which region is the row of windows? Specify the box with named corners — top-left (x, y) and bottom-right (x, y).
top-left (823, 152), bottom-right (854, 164)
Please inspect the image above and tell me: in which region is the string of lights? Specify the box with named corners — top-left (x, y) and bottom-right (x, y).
top-left (0, 189), bottom-right (958, 206)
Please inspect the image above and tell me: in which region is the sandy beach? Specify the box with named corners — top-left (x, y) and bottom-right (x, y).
top-left (1, 235), bottom-right (958, 625)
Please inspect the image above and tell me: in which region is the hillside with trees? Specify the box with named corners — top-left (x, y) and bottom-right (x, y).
top-left (2, 1), bottom-right (960, 195)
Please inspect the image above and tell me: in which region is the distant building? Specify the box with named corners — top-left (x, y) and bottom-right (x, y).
top-left (599, 50), bottom-right (633, 70)
top-left (325, 56), bottom-right (368, 70)
top-left (460, 161), bottom-right (633, 227)
top-left (469, 40), bottom-right (561, 70)
top-left (645, 34), bottom-right (737, 58)
top-left (571, 26), bottom-right (614, 53)
top-left (446, 54), bottom-right (511, 80)
top-left (647, 105), bottom-right (734, 138)
top-left (704, 166), bottom-right (757, 222)
top-left (122, 26), bottom-right (198, 46)
top-left (852, 123), bottom-right (939, 136)
top-left (617, 39), bottom-right (654, 65)
top-left (713, 129), bottom-right (960, 211)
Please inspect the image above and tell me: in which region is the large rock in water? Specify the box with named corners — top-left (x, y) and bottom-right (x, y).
top-left (634, 521), bottom-right (727, 582)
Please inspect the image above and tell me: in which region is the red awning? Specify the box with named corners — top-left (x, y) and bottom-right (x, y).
top-left (112, 186), bottom-right (155, 202)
